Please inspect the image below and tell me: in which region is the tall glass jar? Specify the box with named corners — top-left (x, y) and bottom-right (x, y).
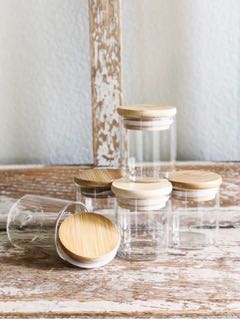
top-left (74, 168), bottom-right (122, 222)
top-left (118, 104), bottom-right (177, 181)
top-left (112, 178), bottom-right (172, 261)
top-left (168, 170), bottom-right (222, 251)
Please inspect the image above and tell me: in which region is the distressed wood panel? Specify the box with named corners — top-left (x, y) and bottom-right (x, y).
top-left (0, 163), bottom-right (240, 318)
top-left (88, 0), bottom-right (122, 166)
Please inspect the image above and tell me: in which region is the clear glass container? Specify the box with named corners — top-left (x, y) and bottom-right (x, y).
top-left (118, 104), bottom-right (177, 181)
top-left (168, 170), bottom-right (222, 252)
top-left (74, 168), bottom-right (122, 222)
top-left (7, 195), bottom-right (86, 261)
top-left (6, 195), bottom-right (120, 268)
top-left (112, 178), bottom-right (172, 261)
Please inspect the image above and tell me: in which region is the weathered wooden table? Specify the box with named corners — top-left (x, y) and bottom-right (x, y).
top-left (1, 163), bottom-right (240, 318)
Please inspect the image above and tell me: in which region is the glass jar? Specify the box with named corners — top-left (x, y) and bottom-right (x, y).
top-left (7, 195), bottom-right (120, 268)
top-left (118, 104), bottom-right (177, 181)
top-left (74, 168), bottom-right (122, 222)
top-left (168, 170), bottom-right (222, 251)
top-left (112, 178), bottom-right (172, 261)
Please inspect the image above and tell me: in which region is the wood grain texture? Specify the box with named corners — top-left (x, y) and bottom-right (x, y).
top-left (170, 170), bottom-right (222, 190)
top-left (117, 104), bottom-right (177, 119)
top-left (59, 212), bottom-right (120, 262)
top-left (74, 168), bottom-right (123, 188)
top-left (1, 163), bottom-right (240, 318)
top-left (89, 0), bottom-right (122, 166)
top-left (111, 178), bottom-right (172, 199)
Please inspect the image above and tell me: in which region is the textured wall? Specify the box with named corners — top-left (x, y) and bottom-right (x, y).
top-left (0, 0), bottom-right (92, 164)
top-left (0, 0), bottom-right (240, 164)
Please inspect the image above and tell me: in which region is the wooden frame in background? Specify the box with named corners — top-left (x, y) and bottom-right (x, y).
top-left (88, 0), bottom-right (122, 166)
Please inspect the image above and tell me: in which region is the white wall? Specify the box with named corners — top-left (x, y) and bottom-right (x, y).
top-left (121, 0), bottom-right (240, 161)
top-left (0, 0), bottom-right (240, 164)
top-left (0, 0), bottom-right (92, 164)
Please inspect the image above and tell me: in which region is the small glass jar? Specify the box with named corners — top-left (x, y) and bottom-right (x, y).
top-left (168, 170), bottom-right (222, 251)
top-left (118, 104), bottom-right (177, 181)
top-left (74, 168), bottom-right (122, 222)
top-left (112, 178), bottom-right (172, 261)
top-left (7, 195), bottom-right (120, 268)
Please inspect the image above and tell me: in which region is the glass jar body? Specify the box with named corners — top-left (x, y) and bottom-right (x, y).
top-left (120, 117), bottom-right (176, 182)
top-left (7, 195), bottom-right (90, 267)
top-left (75, 184), bottom-right (116, 222)
top-left (116, 198), bottom-right (170, 261)
top-left (169, 192), bottom-right (219, 251)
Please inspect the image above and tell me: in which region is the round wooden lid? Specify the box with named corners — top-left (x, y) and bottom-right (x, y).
top-left (111, 178), bottom-right (172, 200)
top-left (74, 168), bottom-right (123, 188)
top-left (58, 212), bottom-right (120, 262)
top-left (169, 170), bottom-right (222, 190)
top-left (117, 104), bottom-right (176, 119)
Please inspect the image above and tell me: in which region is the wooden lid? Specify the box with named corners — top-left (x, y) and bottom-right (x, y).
top-left (111, 178), bottom-right (172, 200)
top-left (58, 212), bottom-right (120, 262)
top-left (74, 168), bottom-right (123, 188)
top-left (117, 104), bottom-right (176, 119)
top-left (169, 170), bottom-right (222, 190)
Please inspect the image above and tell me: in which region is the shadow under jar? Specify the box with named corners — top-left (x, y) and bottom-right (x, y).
top-left (117, 104), bottom-right (177, 182)
top-left (168, 170), bottom-right (222, 252)
top-left (74, 168), bottom-right (123, 223)
top-left (112, 178), bottom-right (172, 261)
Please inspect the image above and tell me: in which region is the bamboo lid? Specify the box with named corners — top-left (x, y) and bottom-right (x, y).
top-left (169, 170), bottom-right (222, 190)
top-left (74, 168), bottom-right (123, 188)
top-left (111, 178), bottom-right (172, 200)
top-left (58, 212), bottom-right (120, 262)
top-left (117, 104), bottom-right (177, 119)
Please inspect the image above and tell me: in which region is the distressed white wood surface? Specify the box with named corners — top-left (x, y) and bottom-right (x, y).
top-left (0, 163), bottom-right (240, 318)
top-left (89, 0), bottom-right (122, 166)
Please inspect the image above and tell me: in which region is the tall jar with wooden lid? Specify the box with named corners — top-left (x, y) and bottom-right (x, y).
top-left (117, 104), bottom-right (177, 181)
top-left (112, 178), bottom-right (172, 261)
top-left (169, 170), bottom-right (222, 251)
top-left (74, 168), bottom-right (123, 222)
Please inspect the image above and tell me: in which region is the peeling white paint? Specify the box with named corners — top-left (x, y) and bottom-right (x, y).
top-left (89, 0), bottom-right (122, 166)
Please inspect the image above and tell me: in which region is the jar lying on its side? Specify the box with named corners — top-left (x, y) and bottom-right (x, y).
top-left (7, 195), bottom-right (120, 269)
top-left (112, 178), bottom-right (172, 261)
top-left (168, 170), bottom-right (222, 251)
top-left (118, 104), bottom-right (177, 182)
top-left (74, 168), bottom-right (123, 222)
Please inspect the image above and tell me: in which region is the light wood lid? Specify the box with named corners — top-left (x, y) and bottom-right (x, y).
top-left (74, 168), bottom-right (123, 188)
top-left (111, 178), bottom-right (172, 200)
top-left (169, 170), bottom-right (222, 190)
top-left (117, 104), bottom-right (177, 119)
top-left (59, 212), bottom-right (120, 262)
